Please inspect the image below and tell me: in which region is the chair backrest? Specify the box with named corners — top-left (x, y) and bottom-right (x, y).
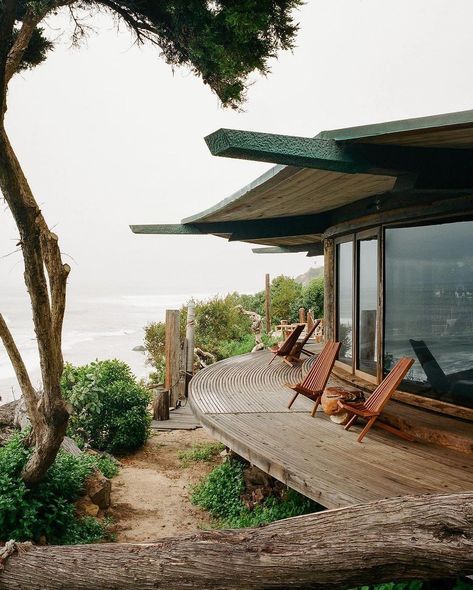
top-left (365, 357), bottom-right (415, 413)
top-left (297, 320), bottom-right (321, 349)
top-left (300, 341), bottom-right (341, 393)
top-left (277, 324), bottom-right (305, 355)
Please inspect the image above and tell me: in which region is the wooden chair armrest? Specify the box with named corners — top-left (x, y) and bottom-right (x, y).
top-left (338, 401), bottom-right (377, 417)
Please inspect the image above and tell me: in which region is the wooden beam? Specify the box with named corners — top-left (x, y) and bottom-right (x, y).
top-left (265, 274), bottom-right (271, 334)
top-left (204, 128), bottom-right (382, 174)
top-left (323, 238), bottom-right (335, 342)
top-left (130, 224), bottom-right (204, 235)
top-left (185, 303), bottom-right (195, 397)
top-left (165, 309), bottom-right (181, 407)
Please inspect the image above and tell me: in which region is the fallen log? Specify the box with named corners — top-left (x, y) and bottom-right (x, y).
top-left (1, 492), bottom-right (472, 589)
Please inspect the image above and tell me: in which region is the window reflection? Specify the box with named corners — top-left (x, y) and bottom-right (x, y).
top-left (384, 221), bottom-right (473, 408)
top-left (337, 241), bottom-right (353, 364)
top-left (358, 238), bottom-right (378, 375)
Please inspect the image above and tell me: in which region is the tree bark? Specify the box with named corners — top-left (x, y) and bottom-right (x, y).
top-left (0, 492), bottom-right (472, 589)
top-left (0, 17), bottom-right (70, 482)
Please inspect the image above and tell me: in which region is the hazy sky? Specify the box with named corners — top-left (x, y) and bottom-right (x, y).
top-left (2, 0), bottom-right (473, 300)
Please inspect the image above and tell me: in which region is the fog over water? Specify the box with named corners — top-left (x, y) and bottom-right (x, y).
top-left (2, 1), bottom-right (473, 401)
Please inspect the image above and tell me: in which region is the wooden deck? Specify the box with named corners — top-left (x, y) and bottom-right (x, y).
top-left (189, 350), bottom-right (473, 509)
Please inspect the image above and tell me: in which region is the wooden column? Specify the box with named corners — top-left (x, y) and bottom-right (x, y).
top-left (299, 307), bottom-right (306, 324)
top-left (153, 388), bottom-right (170, 421)
top-left (265, 273), bottom-right (271, 334)
top-left (185, 303), bottom-right (195, 397)
top-left (165, 309), bottom-right (181, 407)
top-left (324, 238), bottom-right (335, 342)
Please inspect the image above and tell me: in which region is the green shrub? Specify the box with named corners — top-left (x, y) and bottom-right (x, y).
top-left (270, 275), bottom-right (303, 324)
top-left (301, 276), bottom-right (324, 319)
top-left (178, 442), bottom-right (225, 467)
top-left (191, 459), bottom-right (321, 528)
top-left (0, 433), bottom-right (112, 544)
top-left (61, 359), bottom-right (152, 453)
top-left (144, 321), bottom-right (166, 385)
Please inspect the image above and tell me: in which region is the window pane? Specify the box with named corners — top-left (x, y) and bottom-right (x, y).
top-left (357, 238), bottom-right (378, 375)
top-left (337, 241), bottom-right (353, 364)
top-left (384, 221), bottom-right (473, 408)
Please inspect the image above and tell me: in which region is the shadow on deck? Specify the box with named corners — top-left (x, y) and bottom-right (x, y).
top-left (189, 350), bottom-right (473, 509)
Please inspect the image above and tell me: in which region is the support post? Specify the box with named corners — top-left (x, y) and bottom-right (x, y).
top-left (185, 303), bottom-right (195, 397)
top-left (265, 273), bottom-right (271, 334)
top-left (299, 307), bottom-right (306, 324)
top-left (324, 239), bottom-right (335, 342)
top-left (165, 309), bottom-right (181, 407)
top-left (152, 388), bottom-right (170, 421)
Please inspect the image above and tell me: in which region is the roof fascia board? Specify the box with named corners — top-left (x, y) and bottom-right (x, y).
top-left (317, 109), bottom-right (473, 142)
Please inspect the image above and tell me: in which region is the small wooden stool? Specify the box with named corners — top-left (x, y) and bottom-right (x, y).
top-left (321, 386), bottom-right (365, 425)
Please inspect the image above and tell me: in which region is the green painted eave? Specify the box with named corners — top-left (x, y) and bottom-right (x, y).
top-left (130, 224), bottom-right (204, 235)
top-left (204, 128), bottom-right (375, 174)
top-left (317, 108), bottom-right (473, 143)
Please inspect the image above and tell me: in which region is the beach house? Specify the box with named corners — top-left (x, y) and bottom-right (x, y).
top-left (132, 110), bottom-right (473, 508)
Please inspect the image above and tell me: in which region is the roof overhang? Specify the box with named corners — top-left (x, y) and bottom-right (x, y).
top-left (131, 109), bottom-right (473, 255)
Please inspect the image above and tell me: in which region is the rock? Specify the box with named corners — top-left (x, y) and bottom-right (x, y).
top-left (242, 465), bottom-right (285, 510)
top-left (132, 345), bottom-right (146, 352)
top-left (0, 400), bottom-right (20, 426)
top-left (86, 470), bottom-right (111, 509)
top-left (14, 398), bottom-right (31, 430)
top-left (75, 496), bottom-right (100, 518)
top-left (61, 436), bottom-right (82, 456)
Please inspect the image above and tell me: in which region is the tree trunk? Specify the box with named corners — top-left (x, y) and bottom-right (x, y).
top-left (0, 492), bottom-right (472, 589)
top-left (0, 124), bottom-right (69, 485)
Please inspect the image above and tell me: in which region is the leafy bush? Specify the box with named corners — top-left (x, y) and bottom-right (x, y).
top-left (191, 459), bottom-right (321, 528)
top-left (0, 433), bottom-right (112, 544)
top-left (61, 359), bottom-right (152, 453)
top-left (300, 276), bottom-right (324, 319)
top-left (270, 275), bottom-right (303, 324)
top-left (178, 442), bottom-right (225, 467)
top-left (144, 321), bottom-right (166, 384)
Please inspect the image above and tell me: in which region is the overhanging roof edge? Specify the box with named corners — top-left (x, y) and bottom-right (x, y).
top-left (182, 163), bottom-right (293, 224)
top-left (317, 108), bottom-right (473, 142)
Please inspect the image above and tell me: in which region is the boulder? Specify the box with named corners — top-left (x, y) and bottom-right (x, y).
top-left (86, 470), bottom-right (111, 509)
top-left (75, 496), bottom-right (100, 518)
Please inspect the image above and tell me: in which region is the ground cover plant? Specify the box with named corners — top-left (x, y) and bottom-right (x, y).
top-left (191, 458), bottom-right (322, 528)
top-left (178, 442), bottom-right (225, 467)
top-left (0, 433), bottom-right (115, 544)
top-left (353, 581), bottom-right (472, 590)
top-left (61, 360), bottom-right (151, 453)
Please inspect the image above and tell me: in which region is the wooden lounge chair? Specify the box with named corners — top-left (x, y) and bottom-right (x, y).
top-left (288, 319), bottom-right (322, 362)
top-left (268, 324), bottom-right (305, 366)
top-left (286, 341), bottom-right (341, 416)
top-left (338, 357), bottom-right (415, 443)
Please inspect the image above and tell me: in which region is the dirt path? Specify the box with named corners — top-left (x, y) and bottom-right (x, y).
top-left (109, 429), bottom-right (219, 541)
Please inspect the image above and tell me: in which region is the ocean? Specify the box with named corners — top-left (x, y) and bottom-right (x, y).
top-left (0, 292), bottom-right (209, 405)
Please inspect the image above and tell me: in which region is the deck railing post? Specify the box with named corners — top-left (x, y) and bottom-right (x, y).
top-left (165, 309), bottom-right (181, 407)
top-left (265, 273), bottom-right (271, 334)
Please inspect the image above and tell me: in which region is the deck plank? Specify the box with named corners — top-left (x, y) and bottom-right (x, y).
top-left (189, 350), bottom-right (473, 509)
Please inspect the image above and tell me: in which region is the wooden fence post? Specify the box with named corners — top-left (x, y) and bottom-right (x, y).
top-left (165, 309), bottom-right (181, 407)
top-left (185, 303), bottom-right (195, 397)
top-left (265, 273), bottom-right (271, 334)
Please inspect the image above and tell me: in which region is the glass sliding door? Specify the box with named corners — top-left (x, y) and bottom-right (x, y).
top-left (357, 236), bottom-right (378, 376)
top-left (384, 220), bottom-right (473, 409)
top-left (337, 240), bottom-right (353, 365)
